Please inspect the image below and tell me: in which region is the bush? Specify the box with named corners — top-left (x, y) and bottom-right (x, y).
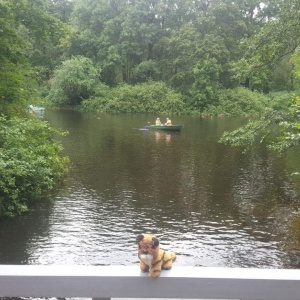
top-left (205, 87), bottom-right (269, 116)
top-left (265, 91), bottom-right (295, 111)
top-left (0, 116), bottom-right (69, 217)
top-left (81, 81), bottom-right (187, 114)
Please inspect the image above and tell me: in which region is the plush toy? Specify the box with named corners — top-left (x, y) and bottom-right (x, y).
top-left (136, 233), bottom-right (176, 278)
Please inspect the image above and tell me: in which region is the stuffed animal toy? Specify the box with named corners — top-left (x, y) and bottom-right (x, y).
top-left (136, 233), bottom-right (176, 278)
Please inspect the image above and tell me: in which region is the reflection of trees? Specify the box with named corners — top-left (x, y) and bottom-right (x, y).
top-left (229, 148), bottom-right (300, 266)
top-left (0, 200), bottom-right (55, 264)
top-left (287, 216), bottom-right (300, 250)
top-left (232, 150), bottom-right (298, 216)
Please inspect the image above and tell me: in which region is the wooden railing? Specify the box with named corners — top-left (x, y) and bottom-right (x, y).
top-left (0, 265), bottom-right (300, 300)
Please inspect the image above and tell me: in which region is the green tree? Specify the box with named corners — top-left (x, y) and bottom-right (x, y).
top-left (47, 55), bottom-right (101, 105)
top-left (46, 0), bottom-right (74, 23)
top-left (0, 1), bottom-right (31, 115)
top-left (10, 0), bottom-right (68, 78)
top-left (0, 0), bottom-right (70, 218)
top-left (0, 116), bottom-right (69, 218)
top-left (65, 0), bottom-right (279, 105)
top-left (0, 0), bottom-right (68, 115)
top-left (219, 94), bottom-right (300, 155)
top-left (232, 0), bottom-right (300, 91)
top-left (190, 57), bottom-right (221, 111)
top-left (131, 60), bottom-right (160, 84)
top-left (220, 0), bottom-right (300, 157)
top-left (67, 0), bottom-right (124, 85)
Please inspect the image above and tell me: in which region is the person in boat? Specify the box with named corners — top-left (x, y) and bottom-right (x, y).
top-left (156, 117), bottom-right (162, 125)
top-left (28, 104), bottom-right (34, 113)
top-left (165, 118), bottom-right (172, 126)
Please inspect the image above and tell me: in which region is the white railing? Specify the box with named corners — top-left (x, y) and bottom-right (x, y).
top-left (0, 265), bottom-right (300, 300)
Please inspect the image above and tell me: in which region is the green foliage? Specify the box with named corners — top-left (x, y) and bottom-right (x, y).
top-left (219, 109), bottom-right (284, 151)
top-left (8, 0), bottom-right (67, 44)
top-left (41, 0), bottom-right (300, 112)
top-left (66, 0), bottom-right (272, 99)
top-left (46, 0), bottom-right (74, 23)
top-left (268, 94), bottom-right (300, 153)
top-left (233, 0), bottom-right (300, 92)
top-left (6, 0), bottom-right (68, 79)
top-left (0, 116), bottom-right (69, 218)
top-left (291, 50), bottom-right (300, 89)
top-left (204, 87), bottom-right (269, 116)
top-left (190, 57), bottom-right (221, 110)
top-left (266, 90), bottom-right (295, 111)
top-left (219, 94), bottom-right (300, 155)
top-left (0, 0), bottom-right (68, 116)
top-left (0, 0), bottom-right (71, 218)
top-left (81, 81), bottom-right (187, 114)
top-left (47, 55), bottom-right (101, 106)
top-left (0, 1), bottom-right (30, 115)
top-left (218, 0), bottom-right (300, 160)
top-left (270, 56), bottom-right (294, 91)
top-left (132, 60), bottom-right (160, 84)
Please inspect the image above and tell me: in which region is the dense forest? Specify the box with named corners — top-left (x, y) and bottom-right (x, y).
top-left (1, 0), bottom-right (300, 217)
top-left (1, 0), bottom-right (300, 113)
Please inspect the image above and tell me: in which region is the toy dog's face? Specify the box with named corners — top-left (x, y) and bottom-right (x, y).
top-left (136, 234), bottom-right (159, 264)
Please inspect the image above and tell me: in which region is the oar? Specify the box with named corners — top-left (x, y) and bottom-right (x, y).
top-left (143, 121), bottom-right (151, 129)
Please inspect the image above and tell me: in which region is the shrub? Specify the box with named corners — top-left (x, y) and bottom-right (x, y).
top-left (81, 81), bottom-right (187, 114)
top-left (266, 91), bottom-right (294, 111)
top-left (205, 87), bottom-right (269, 116)
top-left (0, 116), bottom-right (69, 217)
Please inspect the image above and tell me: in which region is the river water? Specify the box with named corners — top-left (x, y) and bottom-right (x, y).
top-left (1, 110), bottom-right (300, 269)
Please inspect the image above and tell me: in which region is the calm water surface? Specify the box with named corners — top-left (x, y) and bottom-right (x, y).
top-left (1, 110), bottom-right (300, 268)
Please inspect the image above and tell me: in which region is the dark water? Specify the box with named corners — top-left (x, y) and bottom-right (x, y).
top-left (1, 110), bottom-right (300, 268)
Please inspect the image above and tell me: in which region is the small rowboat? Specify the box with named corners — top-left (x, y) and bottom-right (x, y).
top-left (31, 106), bottom-right (45, 112)
top-left (28, 105), bottom-right (45, 113)
top-left (144, 124), bottom-right (184, 131)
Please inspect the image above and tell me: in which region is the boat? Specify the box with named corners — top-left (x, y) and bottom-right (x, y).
top-left (27, 105), bottom-right (45, 113)
top-left (31, 106), bottom-right (45, 112)
top-left (144, 124), bottom-right (184, 131)
top-left (27, 105), bottom-right (45, 118)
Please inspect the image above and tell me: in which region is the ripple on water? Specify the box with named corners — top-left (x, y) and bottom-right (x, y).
top-left (2, 112), bottom-right (300, 269)
top-left (22, 184), bottom-right (285, 268)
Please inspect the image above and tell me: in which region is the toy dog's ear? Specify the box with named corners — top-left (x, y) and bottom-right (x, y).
top-left (136, 234), bottom-right (144, 243)
top-left (152, 237), bottom-right (159, 247)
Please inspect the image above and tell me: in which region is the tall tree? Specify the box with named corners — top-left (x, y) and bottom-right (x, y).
top-left (0, 0), bottom-right (32, 115)
top-left (47, 56), bottom-right (100, 105)
top-left (220, 0), bottom-right (300, 155)
top-left (46, 0), bottom-right (74, 23)
top-left (63, 0), bottom-right (289, 109)
top-left (0, 0), bottom-right (67, 116)
top-left (233, 0), bottom-right (300, 91)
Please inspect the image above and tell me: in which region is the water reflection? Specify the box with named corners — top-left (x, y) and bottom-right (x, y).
top-left (0, 111), bottom-right (300, 269)
top-left (152, 130), bottom-right (174, 143)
